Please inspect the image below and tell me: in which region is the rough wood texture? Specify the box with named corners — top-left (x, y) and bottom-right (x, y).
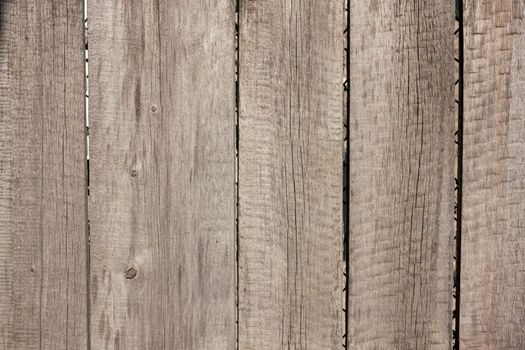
top-left (0, 1), bottom-right (88, 349)
top-left (349, 1), bottom-right (455, 348)
top-left (238, 1), bottom-right (343, 348)
top-left (88, 1), bottom-right (236, 349)
top-left (460, 2), bottom-right (525, 348)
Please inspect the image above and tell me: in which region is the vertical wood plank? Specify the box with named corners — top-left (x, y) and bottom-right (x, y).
top-left (238, 1), bottom-right (343, 348)
top-left (348, 1), bottom-right (456, 348)
top-left (88, 1), bottom-right (236, 349)
top-left (460, 2), bottom-right (525, 348)
top-left (0, 1), bottom-right (88, 349)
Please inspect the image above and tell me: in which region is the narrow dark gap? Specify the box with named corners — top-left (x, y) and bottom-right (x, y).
top-left (453, 0), bottom-right (463, 349)
top-left (343, 0), bottom-right (349, 348)
top-left (82, 1), bottom-right (91, 348)
top-left (235, 0), bottom-right (240, 349)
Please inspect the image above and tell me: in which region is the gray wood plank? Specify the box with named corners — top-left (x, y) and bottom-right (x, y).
top-left (238, 1), bottom-right (344, 348)
top-left (348, 1), bottom-right (456, 348)
top-left (0, 1), bottom-right (88, 349)
top-left (88, 1), bottom-right (236, 349)
top-left (460, 2), bottom-right (525, 348)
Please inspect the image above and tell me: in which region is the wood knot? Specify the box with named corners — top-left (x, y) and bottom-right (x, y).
top-left (151, 105), bottom-right (157, 112)
top-left (131, 170), bottom-right (137, 177)
top-left (125, 267), bottom-right (137, 279)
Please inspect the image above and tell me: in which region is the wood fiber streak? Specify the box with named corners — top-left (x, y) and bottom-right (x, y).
top-left (0, 0), bottom-right (88, 349)
top-left (349, 1), bottom-right (455, 348)
top-left (238, 0), bottom-right (343, 348)
top-left (460, 2), bottom-right (525, 349)
top-left (88, 0), bottom-right (236, 349)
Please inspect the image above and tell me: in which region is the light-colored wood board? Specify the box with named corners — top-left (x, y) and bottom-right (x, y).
top-left (349, 1), bottom-right (456, 348)
top-left (238, 0), bottom-right (343, 348)
top-left (0, 1), bottom-right (88, 349)
top-left (460, 2), bottom-right (525, 348)
top-left (88, 1), bottom-right (236, 349)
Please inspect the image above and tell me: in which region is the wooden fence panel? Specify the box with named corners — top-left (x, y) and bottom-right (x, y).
top-left (88, 1), bottom-right (236, 349)
top-left (4, 1), bottom-right (525, 349)
top-left (0, 1), bottom-right (88, 349)
top-left (460, 2), bottom-right (525, 348)
top-left (348, 1), bottom-right (456, 348)
top-left (238, 1), bottom-right (343, 348)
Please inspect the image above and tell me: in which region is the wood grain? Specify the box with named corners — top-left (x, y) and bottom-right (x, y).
top-left (238, 0), bottom-right (343, 348)
top-left (0, 1), bottom-right (88, 349)
top-left (88, 0), bottom-right (236, 349)
top-left (460, 2), bottom-right (525, 348)
top-left (348, 1), bottom-right (456, 348)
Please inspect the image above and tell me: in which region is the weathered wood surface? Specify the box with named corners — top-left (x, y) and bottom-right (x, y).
top-left (88, 0), bottom-right (236, 349)
top-left (348, 1), bottom-right (456, 348)
top-left (460, 2), bottom-right (525, 349)
top-left (0, 1), bottom-right (88, 349)
top-left (238, 0), bottom-right (343, 348)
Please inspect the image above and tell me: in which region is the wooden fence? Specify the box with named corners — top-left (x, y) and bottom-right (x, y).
top-left (0, 0), bottom-right (523, 349)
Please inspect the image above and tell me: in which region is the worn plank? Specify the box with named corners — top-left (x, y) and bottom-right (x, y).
top-left (238, 1), bottom-right (343, 348)
top-left (348, 1), bottom-right (456, 348)
top-left (460, 2), bottom-right (525, 348)
top-left (88, 0), bottom-right (236, 349)
top-left (0, 1), bottom-right (88, 349)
